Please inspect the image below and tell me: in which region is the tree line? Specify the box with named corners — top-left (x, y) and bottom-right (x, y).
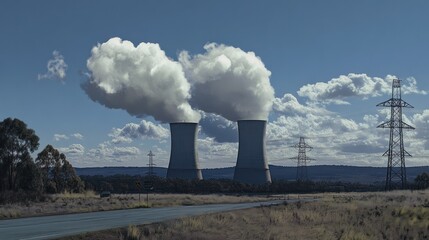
top-left (82, 173), bottom-right (429, 194)
top-left (81, 174), bottom-right (385, 194)
top-left (0, 118), bottom-right (83, 203)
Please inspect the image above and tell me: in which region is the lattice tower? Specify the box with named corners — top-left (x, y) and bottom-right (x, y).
top-left (290, 137), bottom-right (314, 181)
top-left (377, 79), bottom-right (414, 190)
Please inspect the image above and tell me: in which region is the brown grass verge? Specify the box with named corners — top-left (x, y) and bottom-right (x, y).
top-left (61, 190), bottom-right (429, 240)
top-left (0, 192), bottom-right (275, 220)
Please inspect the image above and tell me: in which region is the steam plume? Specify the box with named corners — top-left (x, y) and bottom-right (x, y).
top-left (179, 43), bottom-right (275, 121)
top-left (83, 37), bottom-right (200, 123)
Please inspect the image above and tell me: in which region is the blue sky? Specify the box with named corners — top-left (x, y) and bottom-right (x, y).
top-left (1, 0), bottom-right (428, 168)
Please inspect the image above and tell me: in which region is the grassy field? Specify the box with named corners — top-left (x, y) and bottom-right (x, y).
top-left (62, 190), bottom-right (429, 240)
top-left (0, 192), bottom-right (274, 219)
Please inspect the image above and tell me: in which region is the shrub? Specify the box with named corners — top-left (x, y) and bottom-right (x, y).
top-left (0, 190), bottom-right (45, 204)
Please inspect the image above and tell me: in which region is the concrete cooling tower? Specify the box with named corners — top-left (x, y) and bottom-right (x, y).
top-left (167, 122), bottom-right (203, 180)
top-left (233, 120), bottom-right (272, 184)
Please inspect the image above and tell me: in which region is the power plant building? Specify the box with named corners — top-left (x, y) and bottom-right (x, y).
top-left (167, 122), bottom-right (203, 180)
top-left (234, 120), bottom-right (272, 184)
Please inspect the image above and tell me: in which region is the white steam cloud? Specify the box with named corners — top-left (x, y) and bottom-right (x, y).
top-left (83, 37), bottom-right (200, 123)
top-left (180, 43), bottom-right (275, 121)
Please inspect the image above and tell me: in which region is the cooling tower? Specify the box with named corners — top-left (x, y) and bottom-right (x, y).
top-left (234, 120), bottom-right (272, 184)
top-left (167, 122), bottom-right (203, 180)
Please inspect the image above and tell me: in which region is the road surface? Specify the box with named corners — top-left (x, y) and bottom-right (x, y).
top-left (0, 199), bottom-right (311, 240)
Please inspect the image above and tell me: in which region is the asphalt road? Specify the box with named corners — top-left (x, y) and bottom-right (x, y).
top-left (0, 199), bottom-right (309, 240)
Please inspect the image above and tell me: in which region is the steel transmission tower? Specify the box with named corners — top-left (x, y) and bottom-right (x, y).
top-left (377, 79), bottom-right (414, 190)
top-left (290, 137), bottom-right (314, 181)
top-left (146, 150), bottom-right (156, 177)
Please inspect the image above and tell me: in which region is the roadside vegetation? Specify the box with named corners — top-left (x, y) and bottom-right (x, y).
top-left (0, 192), bottom-right (273, 219)
top-left (63, 190), bottom-right (429, 240)
top-left (81, 174), bottom-right (384, 195)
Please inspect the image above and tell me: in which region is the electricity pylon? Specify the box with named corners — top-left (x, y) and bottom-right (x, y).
top-left (146, 150), bottom-right (156, 177)
top-left (377, 79), bottom-right (414, 190)
top-left (289, 137), bottom-right (314, 181)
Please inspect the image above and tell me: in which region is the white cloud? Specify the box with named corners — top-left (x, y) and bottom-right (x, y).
top-left (199, 112), bottom-right (238, 143)
top-left (53, 134), bottom-right (69, 141)
top-left (111, 146), bottom-right (140, 157)
top-left (266, 114), bottom-right (382, 166)
top-left (411, 110), bottom-right (429, 150)
top-left (83, 37), bottom-right (200, 123)
top-left (273, 93), bottom-right (330, 116)
top-left (265, 92), bottom-right (391, 166)
top-left (87, 142), bottom-right (141, 163)
top-left (180, 43), bottom-right (275, 121)
top-left (265, 90), bottom-right (429, 167)
top-left (54, 133), bottom-right (84, 141)
top-left (38, 50), bottom-right (68, 81)
top-left (58, 144), bottom-right (85, 155)
top-left (109, 119), bottom-right (169, 144)
top-left (402, 77), bottom-right (428, 95)
top-left (197, 137), bottom-right (238, 168)
top-left (298, 74), bottom-right (426, 104)
top-left (71, 133), bottom-right (84, 140)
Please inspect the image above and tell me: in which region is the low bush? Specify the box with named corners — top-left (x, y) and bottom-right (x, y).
top-left (0, 190), bottom-right (45, 204)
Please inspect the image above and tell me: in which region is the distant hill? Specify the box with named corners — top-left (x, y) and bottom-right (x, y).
top-left (76, 167), bottom-right (168, 178)
top-left (75, 165), bottom-right (429, 184)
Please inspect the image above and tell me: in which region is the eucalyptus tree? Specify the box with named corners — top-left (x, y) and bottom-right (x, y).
top-left (36, 144), bottom-right (63, 192)
top-left (0, 118), bottom-right (39, 191)
top-left (36, 144), bottom-right (83, 193)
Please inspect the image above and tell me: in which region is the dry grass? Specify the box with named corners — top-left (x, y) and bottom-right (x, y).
top-left (63, 190), bottom-right (429, 240)
top-left (148, 193), bottom-right (274, 207)
top-left (118, 225), bottom-right (141, 240)
top-left (0, 192), bottom-right (273, 219)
